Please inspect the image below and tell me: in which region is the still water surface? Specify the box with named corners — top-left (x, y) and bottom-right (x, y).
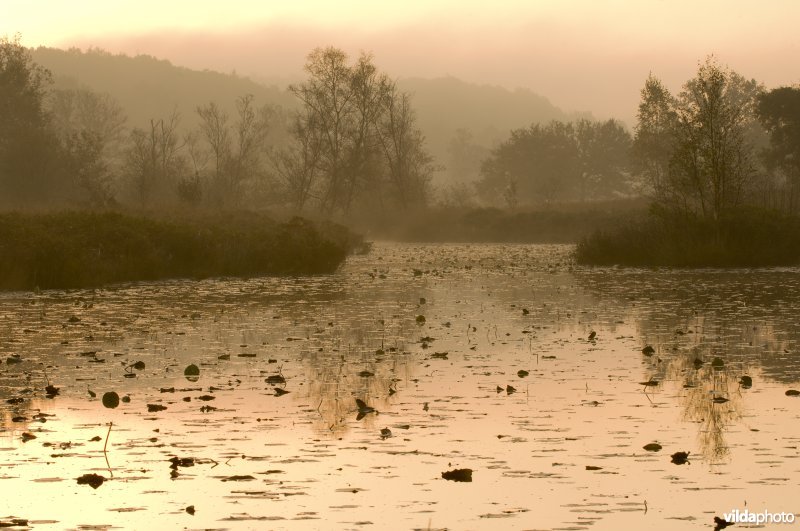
top-left (1, 243), bottom-right (799, 530)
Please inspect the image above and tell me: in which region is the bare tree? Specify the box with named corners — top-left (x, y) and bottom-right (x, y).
top-left (196, 95), bottom-right (270, 207)
top-left (287, 47), bottom-right (433, 215)
top-left (272, 113), bottom-right (324, 212)
top-left (125, 109), bottom-right (186, 207)
top-left (376, 86), bottom-right (434, 209)
top-left (289, 47), bottom-right (356, 214)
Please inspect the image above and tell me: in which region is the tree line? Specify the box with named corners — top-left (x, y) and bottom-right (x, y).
top-left (4, 34), bottom-right (799, 223)
top-left (634, 56), bottom-right (800, 221)
top-left (1, 36), bottom-right (434, 216)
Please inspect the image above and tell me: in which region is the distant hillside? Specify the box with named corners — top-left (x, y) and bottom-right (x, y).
top-left (399, 76), bottom-right (571, 152)
top-left (31, 47), bottom-right (575, 184)
top-left (32, 47), bottom-right (296, 131)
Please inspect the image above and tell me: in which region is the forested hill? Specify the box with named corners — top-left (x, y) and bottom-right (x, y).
top-left (31, 47), bottom-right (574, 175)
top-left (31, 47), bottom-right (297, 131)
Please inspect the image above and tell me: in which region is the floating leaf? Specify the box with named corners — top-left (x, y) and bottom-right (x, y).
top-left (131, 361), bottom-right (145, 371)
top-left (380, 428), bottom-right (392, 439)
top-left (169, 457), bottom-right (195, 468)
top-left (441, 468), bottom-right (472, 482)
top-left (147, 404), bottom-right (167, 412)
top-left (786, 389), bottom-right (800, 396)
top-left (585, 465), bottom-right (602, 470)
top-left (186, 506), bottom-right (195, 515)
top-left (643, 443), bottom-right (662, 452)
top-left (739, 375), bottom-right (753, 388)
top-left (102, 392), bottom-right (120, 409)
top-left (670, 451), bottom-right (690, 465)
top-left (265, 375), bottom-right (286, 385)
top-left (274, 388), bottom-right (290, 397)
top-left (184, 364), bottom-right (200, 381)
top-left (641, 345), bottom-right (655, 356)
top-left (0, 518), bottom-right (29, 527)
top-left (711, 357), bottom-right (725, 369)
top-left (415, 315), bottom-right (426, 325)
top-left (517, 370), bottom-right (529, 378)
top-left (77, 473), bottom-right (105, 489)
top-left (714, 516), bottom-right (733, 530)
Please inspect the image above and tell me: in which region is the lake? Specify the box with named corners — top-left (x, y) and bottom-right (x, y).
top-left (1, 242), bottom-right (799, 530)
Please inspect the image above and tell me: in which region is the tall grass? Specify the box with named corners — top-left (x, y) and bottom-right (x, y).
top-left (0, 211), bottom-right (358, 290)
top-left (366, 199), bottom-right (647, 243)
top-left (576, 205), bottom-right (800, 267)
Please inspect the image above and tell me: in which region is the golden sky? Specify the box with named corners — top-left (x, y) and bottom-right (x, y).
top-left (4, 0), bottom-right (799, 121)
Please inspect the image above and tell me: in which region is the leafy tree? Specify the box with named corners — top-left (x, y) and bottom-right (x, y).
top-left (758, 86), bottom-right (800, 211)
top-left (575, 118), bottom-right (632, 200)
top-left (634, 58), bottom-right (764, 220)
top-left (633, 75), bottom-right (676, 198)
top-left (49, 88), bottom-right (127, 206)
top-left (0, 34), bottom-right (60, 204)
top-left (477, 119), bottom-right (631, 206)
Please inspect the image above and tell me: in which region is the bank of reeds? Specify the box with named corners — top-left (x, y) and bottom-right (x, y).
top-left (368, 199), bottom-right (647, 243)
top-left (576, 205), bottom-right (800, 267)
top-left (0, 210), bottom-right (359, 290)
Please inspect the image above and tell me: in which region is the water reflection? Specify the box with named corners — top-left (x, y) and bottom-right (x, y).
top-left (1, 243), bottom-right (799, 529)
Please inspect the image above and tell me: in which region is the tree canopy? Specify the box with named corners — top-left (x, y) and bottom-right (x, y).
top-left (477, 119), bottom-right (632, 206)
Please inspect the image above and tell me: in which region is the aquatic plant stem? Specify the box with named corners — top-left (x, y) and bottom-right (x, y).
top-left (103, 422), bottom-right (113, 454)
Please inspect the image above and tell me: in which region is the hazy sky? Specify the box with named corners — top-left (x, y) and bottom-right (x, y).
top-left (4, 0), bottom-right (799, 123)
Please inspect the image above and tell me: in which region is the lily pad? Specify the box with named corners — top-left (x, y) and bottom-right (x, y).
top-left (184, 364), bottom-right (200, 381)
top-left (102, 392), bottom-right (120, 409)
top-left (442, 468), bottom-right (472, 482)
top-left (77, 473), bottom-right (105, 489)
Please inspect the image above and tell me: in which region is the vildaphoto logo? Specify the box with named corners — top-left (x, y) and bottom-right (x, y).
top-left (723, 509), bottom-right (796, 524)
